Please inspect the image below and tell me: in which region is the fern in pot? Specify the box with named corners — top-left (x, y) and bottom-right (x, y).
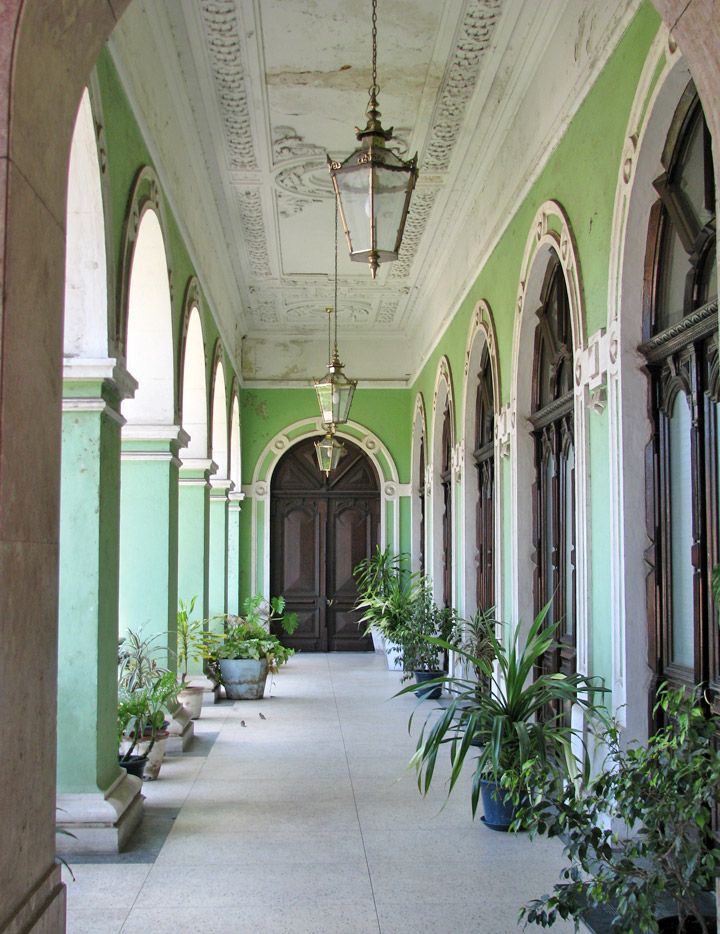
top-left (207, 595), bottom-right (297, 700)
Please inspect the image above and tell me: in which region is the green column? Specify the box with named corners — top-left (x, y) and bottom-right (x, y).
top-left (208, 479), bottom-right (232, 621)
top-left (226, 491), bottom-right (244, 614)
top-left (119, 425), bottom-right (186, 669)
top-left (177, 458), bottom-right (212, 673)
top-left (57, 361), bottom-right (145, 852)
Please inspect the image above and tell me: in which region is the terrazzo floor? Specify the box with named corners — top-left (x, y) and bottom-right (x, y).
top-left (62, 652), bottom-right (580, 934)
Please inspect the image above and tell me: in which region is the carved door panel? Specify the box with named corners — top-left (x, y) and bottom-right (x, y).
top-left (270, 437), bottom-right (379, 652)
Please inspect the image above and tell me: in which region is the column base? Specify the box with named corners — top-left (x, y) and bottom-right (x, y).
top-left (166, 703), bottom-right (194, 753)
top-left (56, 770), bottom-right (144, 855)
top-left (2, 863), bottom-right (65, 934)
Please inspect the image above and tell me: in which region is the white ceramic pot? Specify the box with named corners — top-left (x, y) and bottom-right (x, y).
top-left (177, 684), bottom-right (204, 719)
top-left (385, 640), bottom-right (403, 671)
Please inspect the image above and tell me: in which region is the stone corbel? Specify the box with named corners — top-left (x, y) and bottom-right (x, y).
top-left (576, 329), bottom-right (611, 413)
top-left (496, 404), bottom-right (513, 458)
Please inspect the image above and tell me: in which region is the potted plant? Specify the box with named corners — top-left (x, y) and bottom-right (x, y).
top-left (207, 595), bottom-right (297, 700)
top-left (118, 670), bottom-right (178, 780)
top-left (395, 577), bottom-right (460, 698)
top-left (175, 596), bottom-right (222, 718)
top-left (354, 549), bottom-right (421, 671)
top-left (518, 684), bottom-right (720, 933)
top-left (401, 603), bottom-right (607, 830)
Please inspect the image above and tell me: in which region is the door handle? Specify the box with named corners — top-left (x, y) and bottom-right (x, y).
top-left (326, 598), bottom-right (334, 607)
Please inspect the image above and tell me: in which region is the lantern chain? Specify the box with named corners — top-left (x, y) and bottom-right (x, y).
top-left (334, 195), bottom-right (339, 355)
top-left (370, 0), bottom-right (379, 97)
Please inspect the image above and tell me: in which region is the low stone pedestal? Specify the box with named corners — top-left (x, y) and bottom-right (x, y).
top-left (166, 703), bottom-right (194, 753)
top-left (56, 771), bottom-right (144, 855)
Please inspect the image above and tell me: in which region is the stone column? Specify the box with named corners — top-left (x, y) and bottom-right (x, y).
top-left (226, 491), bottom-right (245, 615)
top-left (56, 359), bottom-right (145, 853)
top-left (208, 479), bottom-right (233, 623)
top-left (119, 425), bottom-right (188, 667)
top-left (177, 458), bottom-right (214, 678)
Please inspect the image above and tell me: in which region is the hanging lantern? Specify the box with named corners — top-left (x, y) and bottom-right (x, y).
top-left (314, 428), bottom-right (346, 477)
top-left (327, 0), bottom-right (418, 279)
top-left (314, 309), bottom-right (357, 427)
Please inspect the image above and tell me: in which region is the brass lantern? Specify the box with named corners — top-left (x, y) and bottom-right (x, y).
top-left (315, 427), bottom-right (346, 477)
top-left (327, 0), bottom-right (418, 279)
top-left (314, 309), bottom-right (357, 427)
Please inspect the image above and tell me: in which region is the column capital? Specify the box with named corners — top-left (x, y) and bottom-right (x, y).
top-left (121, 423), bottom-right (189, 463)
top-left (179, 457), bottom-right (217, 484)
top-left (209, 477), bottom-right (234, 499)
top-left (228, 490), bottom-right (245, 512)
top-left (63, 357), bottom-right (138, 425)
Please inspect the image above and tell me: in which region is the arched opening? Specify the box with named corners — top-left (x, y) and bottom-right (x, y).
top-left (462, 303), bottom-right (500, 619)
top-left (431, 359), bottom-right (455, 609)
top-left (410, 395), bottom-right (427, 574)
top-left (269, 437), bottom-right (380, 652)
top-left (123, 210), bottom-right (175, 427)
top-left (211, 355), bottom-right (229, 479)
top-left (639, 83), bottom-right (718, 721)
top-left (179, 307), bottom-right (209, 460)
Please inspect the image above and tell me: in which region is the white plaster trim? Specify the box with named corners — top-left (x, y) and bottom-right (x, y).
top-left (510, 201), bottom-right (589, 674)
top-left (62, 397), bottom-right (126, 427)
top-left (248, 417), bottom-right (400, 598)
top-left (209, 477), bottom-right (234, 495)
top-left (228, 490), bottom-right (245, 512)
top-left (460, 300), bottom-right (501, 621)
top-left (397, 483), bottom-right (412, 498)
top-left (122, 424), bottom-right (190, 446)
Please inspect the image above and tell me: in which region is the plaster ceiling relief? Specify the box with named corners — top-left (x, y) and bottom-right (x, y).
top-left (109, 0), bottom-right (641, 384)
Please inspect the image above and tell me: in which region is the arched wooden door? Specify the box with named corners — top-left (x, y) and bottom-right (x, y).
top-left (270, 437), bottom-right (380, 651)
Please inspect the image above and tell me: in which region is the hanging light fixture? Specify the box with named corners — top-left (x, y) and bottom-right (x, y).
top-left (313, 201), bottom-right (357, 427)
top-left (327, 0), bottom-right (418, 279)
top-left (315, 426), bottom-right (346, 477)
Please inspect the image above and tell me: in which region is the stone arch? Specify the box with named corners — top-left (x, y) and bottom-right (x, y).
top-left (510, 201), bottom-right (589, 667)
top-left (121, 173), bottom-right (175, 427)
top-left (178, 283), bottom-right (209, 460)
top-left (248, 417), bottom-right (400, 598)
top-left (410, 393), bottom-right (427, 572)
top-left (430, 356), bottom-right (456, 606)
top-left (606, 26), bottom-right (692, 737)
top-left (229, 379), bottom-right (241, 489)
top-left (461, 300), bottom-right (501, 619)
top-left (64, 85), bottom-right (110, 360)
top-left (210, 342), bottom-right (229, 480)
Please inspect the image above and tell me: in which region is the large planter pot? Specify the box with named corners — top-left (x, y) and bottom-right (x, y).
top-left (219, 657), bottom-right (269, 700)
top-left (370, 627), bottom-right (385, 654)
top-left (413, 670), bottom-right (444, 699)
top-left (479, 778), bottom-right (516, 831)
top-left (119, 754), bottom-right (148, 780)
top-left (385, 640), bottom-right (403, 671)
top-left (177, 684), bottom-right (204, 720)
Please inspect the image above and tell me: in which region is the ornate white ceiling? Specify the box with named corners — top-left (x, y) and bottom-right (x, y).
top-left (109, 0), bottom-right (640, 385)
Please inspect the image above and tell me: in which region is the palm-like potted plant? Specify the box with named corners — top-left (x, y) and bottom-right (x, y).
top-left (402, 603), bottom-right (607, 830)
top-left (207, 595), bottom-right (298, 700)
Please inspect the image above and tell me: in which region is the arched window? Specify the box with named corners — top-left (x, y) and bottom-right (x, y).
top-left (641, 84), bottom-right (718, 702)
top-left (440, 401), bottom-right (453, 609)
top-left (418, 432), bottom-right (426, 575)
top-left (531, 258), bottom-right (576, 679)
top-left (474, 346), bottom-right (495, 612)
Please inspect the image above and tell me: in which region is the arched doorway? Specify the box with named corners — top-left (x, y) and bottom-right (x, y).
top-left (270, 437), bottom-right (380, 652)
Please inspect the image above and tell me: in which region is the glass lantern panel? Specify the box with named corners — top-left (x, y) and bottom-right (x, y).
top-left (335, 167), bottom-right (372, 257)
top-left (373, 164), bottom-right (411, 258)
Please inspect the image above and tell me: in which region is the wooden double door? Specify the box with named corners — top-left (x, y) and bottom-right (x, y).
top-left (270, 437), bottom-right (380, 652)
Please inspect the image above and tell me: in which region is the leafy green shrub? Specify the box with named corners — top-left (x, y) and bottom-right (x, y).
top-left (518, 685), bottom-right (720, 933)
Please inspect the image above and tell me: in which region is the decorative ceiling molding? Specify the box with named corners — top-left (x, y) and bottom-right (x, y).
top-left (200, 0), bottom-right (257, 171)
top-left (272, 125), bottom-right (326, 165)
top-left (389, 189), bottom-right (439, 279)
top-left (423, 0), bottom-right (503, 172)
top-left (237, 190), bottom-right (272, 278)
